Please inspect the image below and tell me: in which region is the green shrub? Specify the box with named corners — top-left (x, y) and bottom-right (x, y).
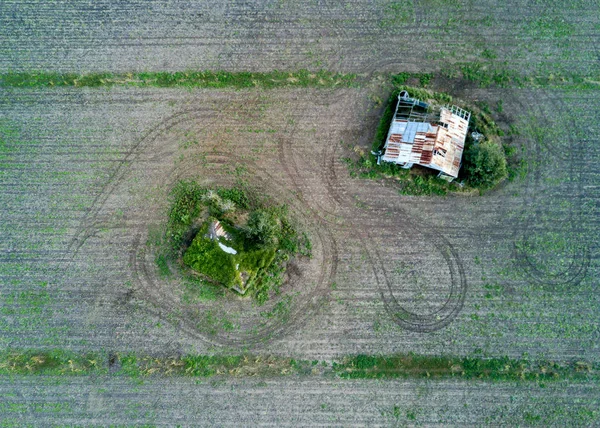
top-left (165, 182), bottom-right (310, 300)
top-left (217, 187), bottom-right (250, 209)
top-left (462, 140), bottom-right (508, 188)
top-left (167, 180), bottom-right (206, 249)
top-left (245, 209), bottom-right (279, 246)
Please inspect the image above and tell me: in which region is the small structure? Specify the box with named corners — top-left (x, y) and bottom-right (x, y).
top-left (207, 219), bottom-right (232, 241)
top-left (381, 92), bottom-right (471, 181)
top-left (206, 220), bottom-right (236, 254)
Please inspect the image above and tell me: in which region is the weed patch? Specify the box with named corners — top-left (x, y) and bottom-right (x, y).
top-left (0, 70), bottom-right (357, 89)
top-left (332, 354), bottom-right (598, 382)
top-left (1, 350), bottom-right (596, 383)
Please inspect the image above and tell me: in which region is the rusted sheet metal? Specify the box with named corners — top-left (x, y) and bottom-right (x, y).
top-left (382, 102), bottom-right (469, 178)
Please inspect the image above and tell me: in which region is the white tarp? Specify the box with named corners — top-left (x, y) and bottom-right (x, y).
top-left (218, 242), bottom-right (237, 254)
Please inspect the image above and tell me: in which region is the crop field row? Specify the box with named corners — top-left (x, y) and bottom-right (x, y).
top-left (0, 375), bottom-right (598, 426)
top-left (1, 0), bottom-right (599, 78)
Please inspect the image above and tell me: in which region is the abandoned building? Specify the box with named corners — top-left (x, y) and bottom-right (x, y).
top-left (206, 219), bottom-right (236, 254)
top-left (379, 91), bottom-right (471, 181)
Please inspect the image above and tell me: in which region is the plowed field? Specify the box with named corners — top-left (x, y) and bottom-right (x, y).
top-left (1, 0), bottom-right (599, 425)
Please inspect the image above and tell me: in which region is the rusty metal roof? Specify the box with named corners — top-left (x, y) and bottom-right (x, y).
top-left (382, 100), bottom-right (470, 178)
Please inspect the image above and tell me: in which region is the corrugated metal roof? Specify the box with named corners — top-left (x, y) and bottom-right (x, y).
top-left (382, 104), bottom-right (469, 178)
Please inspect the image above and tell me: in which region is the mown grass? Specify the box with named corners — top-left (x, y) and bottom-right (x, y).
top-left (0, 70), bottom-right (357, 89)
top-left (0, 350), bottom-right (596, 383)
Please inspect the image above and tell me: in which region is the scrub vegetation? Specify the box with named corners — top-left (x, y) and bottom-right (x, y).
top-left (164, 181), bottom-right (310, 301)
top-left (1, 349), bottom-right (596, 384)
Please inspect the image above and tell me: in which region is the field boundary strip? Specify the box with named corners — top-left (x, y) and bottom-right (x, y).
top-left (0, 350), bottom-right (596, 383)
top-left (1, 66), bottom-right (599, 90)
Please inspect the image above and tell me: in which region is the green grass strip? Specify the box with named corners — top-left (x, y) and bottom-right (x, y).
top-left (332, 354), bottom-right (599, 382)
top-left (0, 70), bottom-right (357, 89)
top-left (0, 350), bottom-right (597, 383)
top-left (1, 66), bottom-right (598, 90)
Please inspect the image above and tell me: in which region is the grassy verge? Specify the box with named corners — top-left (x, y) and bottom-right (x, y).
top-left (0, 350), bottom-right (596, 383)
top-left (1, 66), bottom-right (598, 91)
top-left (0, 349), bottom-right (106, 376)
top-left (0, 70), bottom-right (357, 89)
top-left (332, 354), bottom-right (597, 382)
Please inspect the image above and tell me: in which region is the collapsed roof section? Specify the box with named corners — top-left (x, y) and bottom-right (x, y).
top-left (381, 93), bottom-right (471, 179)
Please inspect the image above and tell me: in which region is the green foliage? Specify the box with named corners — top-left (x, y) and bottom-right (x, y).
top-left (332, 354), bottom-right (596, 382)
top-left (346, 155), bottom-right (454, 196)
top-left (253, 252), bottom-right (289, 304)
top-left (245, 209), bottom-right (279, 246)
top-left (481, 48), bottom-right (497, 59)
top-left (216, 187), bottom-right (250, 210)
top-left (167, 180), bottom-right (206, 250)
top-left (1, 350), bottom-right (597, 383)
top-left (462, 140), bottom-right (508, 188)
top-left (458, 62), bottom-right (523, 87)
top-left (183, 225), bottom-right (241, 288)
top-left (165, 182), bottom-right (307, 300)
top-left (419, 73), bottom-right (433, 87)
top-left (392, 84), bottom-right (453, 104)
top-left (399, 174), bottom-right (449, 196)
top-left (371, 90), bottom-right (398, 152)
top-left (183, 217), bottom-right (278, 290)
top-left (354, 354), bottom-right (378, 370)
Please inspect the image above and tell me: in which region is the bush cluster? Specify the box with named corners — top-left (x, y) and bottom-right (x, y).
top-left (164, 181), bottom-right (310, 302)
top-left (461, 140), bottom-right (508, 188)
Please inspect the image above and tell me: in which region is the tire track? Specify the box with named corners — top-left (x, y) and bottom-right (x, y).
top-left (66, 103), bottom-right (337, 349)
top-left (277, 96), bottom-right (467, 333)
top-left (511, 89), bottom-right (590, 289)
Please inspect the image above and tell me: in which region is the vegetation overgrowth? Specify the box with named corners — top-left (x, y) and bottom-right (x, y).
top-left (2, 66), bottom-right (598, 90)
top-left (161, 181), bottom-right (310, 302)
top-left (346, 79), bottom-right (511, 195)
top-left (332, 354), bottom-right (596, 381)
top-left (1, 350), bottom-right (596, 383)
top-left (0, 70), bottom-right (357, 89)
